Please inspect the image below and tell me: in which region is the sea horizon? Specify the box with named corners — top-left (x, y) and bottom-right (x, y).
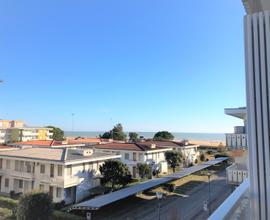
top-left (64, 131), bottom-right (226, 142)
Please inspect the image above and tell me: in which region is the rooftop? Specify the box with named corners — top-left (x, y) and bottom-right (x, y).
top-left (94, 142), bottom-right (172, 151)
top-left (0, 147), bottom-right (120, 164)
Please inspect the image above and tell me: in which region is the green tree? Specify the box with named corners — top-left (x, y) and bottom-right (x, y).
top-left (200, 153), bottom-right (206, 162)
top-left (100, 123), bottom-right (126, 141)
top-left (165, 151), bottom-right (182, 172)
top-left (46, 126), bottom-right (64, 141)
top-left (99, 160), bottom-right (132, 190)
top-left (16, 191), bottom-right (53, 220)
top-left (153, 131), bottom-right (174, 141)
top-left (129, 132), bottom-right (139, 143)
top-left (137, 163), bottom-right (152, 179)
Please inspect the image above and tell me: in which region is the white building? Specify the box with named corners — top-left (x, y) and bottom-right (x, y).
top-left (94, 143), bottom-right (172, 177)
top-left (224, 107), bottom-right (247, 150)
top-left (145, 141), bottom-right (200, 166)
top-left (0, 127), bottom-right (53, 144)
top-left (0, 147), bottom-right (120, 204)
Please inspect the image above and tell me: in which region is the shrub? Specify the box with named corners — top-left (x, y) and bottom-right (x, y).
top-left (0, 207), bottom-right (13, 219)
top-left (53, 200), bottom-right (66, 210)
top-left (130, 178), bottom-right (140, 184)
top-left (0, 196), bottom-right (18, 210)
top-left (163, 183), bottom-right (176, 192)
top-left (16, 192), bottom-right (53, 220)
top-left (52, 211), bottom-right (85, 220)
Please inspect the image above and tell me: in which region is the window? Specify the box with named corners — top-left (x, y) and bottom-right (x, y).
top-left (57, 165), bottom-right (62, 176)
top-left (133, 152), bottom-right (137, 161)
top-left (49, 186), bottom-right (54, 198)
top-left (125, 153), bottom-right (129, 160)
top-left (66, 165), bottom-right (72, 176)
top-left (39, 184), bottom-right (44, 191)
top-left (139, 153), bottom-right (143, 161)
top-left (56, 187), bottom-right (62, 198)
top-left (50, 164), bottom-right (54, 178)
top-left (6, 160), bottom-right (10, 169)
top-left (25, 162), bottom-right (31, 173)
top-left (18, 180), bottom-right (23, 189)
top-left (4, 178), bottom-right (9, 188)
top-left (40, 164), bottom-right (45, 174)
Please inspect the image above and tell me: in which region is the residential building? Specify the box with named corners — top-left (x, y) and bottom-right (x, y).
top-left (210, 1), bottom-right (270, 219)
top-left (224, 107), bottom-right (247, 150)
top-left (93, 143), bottom-right (172, 177)
top-left (0, 147), bottom-right (120, 204)
top-left (0, 120), bottom-right (24, 129)
top-left (10, 140), bottom-right (85, 149)
top-left (0, 127), bottom-right (53, 144)
top-left (144, 141), bottom-right (200, 166)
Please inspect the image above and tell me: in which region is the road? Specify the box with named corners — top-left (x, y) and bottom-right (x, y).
top-left (90, 170), bottom-right (231, 220)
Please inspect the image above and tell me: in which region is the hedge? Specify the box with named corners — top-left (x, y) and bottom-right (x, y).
top-left (0, 207), bottom-right (13, 219)
top-left (0, 196), bottom-right (18, 210)
top-left (52, 211), bottom-right (85, 220)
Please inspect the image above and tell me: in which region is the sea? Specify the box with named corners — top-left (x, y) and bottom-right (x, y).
top-left (64, 131), bottom-right (225, 143)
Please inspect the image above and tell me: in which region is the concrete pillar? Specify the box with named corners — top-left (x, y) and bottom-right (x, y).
top-left (244, 10), bottom-right (270, 220)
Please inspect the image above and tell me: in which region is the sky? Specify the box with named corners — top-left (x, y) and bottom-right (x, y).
top-left (0, 0), bottom-right (246, 133)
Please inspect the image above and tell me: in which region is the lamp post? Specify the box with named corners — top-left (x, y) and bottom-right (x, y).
top-left (156, 191), bottom-right (163, 220)
top-left (206, 172), bottom-right (211, 216)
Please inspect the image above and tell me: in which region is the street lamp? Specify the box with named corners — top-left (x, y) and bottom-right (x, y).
top-left (201, 170), bottom-right (212, 216)
top-left (156, 191), bottom-right (163, 220)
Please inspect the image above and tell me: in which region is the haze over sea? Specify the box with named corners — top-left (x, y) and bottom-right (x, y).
top-left (64, 131), bottom-right (225, 143)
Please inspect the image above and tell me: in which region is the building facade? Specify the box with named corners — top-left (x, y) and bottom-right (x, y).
top-left (0, 147), bottom-right (120, 204)
top-left (94, 143), bottom-right (172, 177)
top-left (225, 107), bottom-right (247, 150)
top-left (0, 127), bottom-right (53, 144)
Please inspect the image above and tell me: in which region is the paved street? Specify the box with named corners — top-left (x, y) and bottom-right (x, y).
top-left (90, 169), bottom-right (231, 220)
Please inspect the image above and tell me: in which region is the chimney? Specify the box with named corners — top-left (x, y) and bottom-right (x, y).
top-left (150, 144), bottom-right (156, 149)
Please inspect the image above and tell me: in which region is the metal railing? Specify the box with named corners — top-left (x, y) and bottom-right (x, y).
top-left (208, 178), bottom-right (250, 220)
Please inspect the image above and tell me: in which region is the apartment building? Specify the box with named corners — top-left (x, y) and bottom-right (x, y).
top-left (94, 143), bottom-right (172, 177)
top-left (0, 147), bottom-right (120, 204)
top-left (144, 141), bottom-right (200, 166)
top-left (224, 107), bottom-right (247, 150)
top-left (0, 120), bottom-right (24, 129)
top-left (0, 127), bottom-right (53, 144)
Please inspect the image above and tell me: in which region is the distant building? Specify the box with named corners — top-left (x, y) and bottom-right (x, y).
top-left (0, 127), bottom-right (53, 144)
top-left (224, 107), bottom-right (247, 150)
top-left (144, 141), bottom-right (200, 166)
top-left (0, 147), bottom-right (120, 204)
top-left (0, 120), bottom-right (24, 129)
top-left (93, 143), bottom-right (172, 177)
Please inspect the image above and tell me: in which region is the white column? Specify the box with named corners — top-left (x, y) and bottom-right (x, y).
top-left (245, 10), bottom-right (270, 220)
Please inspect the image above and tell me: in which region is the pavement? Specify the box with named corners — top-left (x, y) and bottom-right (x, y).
top-left (87, 170), bottom-right (231, 220)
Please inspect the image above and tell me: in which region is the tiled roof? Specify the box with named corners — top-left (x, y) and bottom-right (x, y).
top-left (0, 145), bottom-right (17, 151)
top-left (68, 138), bottom-right (102, 144)
top-left (95, 143), bottom-right (171, 151)
top-left (12, 140), bottom-right (62, 146)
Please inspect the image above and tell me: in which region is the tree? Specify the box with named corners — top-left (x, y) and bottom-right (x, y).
top-left (153, 131), bottom-right (174, 141)
top-left (16, 191), bottom-right (53, 220)
top-left (100, 123), bottom-right (126, 141)
top-left (46, 126), bottom-right (64, 141)
top-left (200, 153), bottom-right (206, 162)
top-left (99, 160), bottom-right (132, 190)
top-left (129, 132), bottom-right (139, 143)
top-left (137, 163), bottom-right (152, 179)
top-left (165, 151), bottom-right (182, 172)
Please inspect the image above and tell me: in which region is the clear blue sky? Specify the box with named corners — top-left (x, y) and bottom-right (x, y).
top-left (0, 0), bottom-right (246, 133)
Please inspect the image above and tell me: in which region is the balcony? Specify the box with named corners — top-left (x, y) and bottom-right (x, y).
top-left (208, 179), bottom-right (250, 220)
top-left (64, 176), bottom-right (81, 188)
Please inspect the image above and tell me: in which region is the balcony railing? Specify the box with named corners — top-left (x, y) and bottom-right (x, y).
top-left (208, 178), bottom-right (250, 220)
